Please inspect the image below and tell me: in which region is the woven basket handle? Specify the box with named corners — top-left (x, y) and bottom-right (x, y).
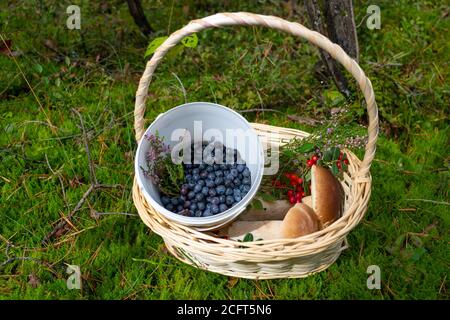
top-left (134, 12), bottom-right (378, 176)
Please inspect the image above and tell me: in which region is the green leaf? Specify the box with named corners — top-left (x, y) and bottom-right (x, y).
top-left (243, 233), bottom-right (254, 242)
top-left (331, 162), bottom-right (339, 175)
top-left (144, 36), bottom-right (168, 58)
top-left (342, 161), bottom-right (348, 171)
top-left (323, 150), bottom-right (332, 162)
top-left (166, 44), bottom-right (184, 59)
top-left (251, 199), bottom-right (264, 210)
top-left (304, 170), bottom-right (311, 182)
top-left (297, 142), bottom-right (315, 153)
top-left (181, 33), bottom-right (198, 48)
top-left (260, 193), bottom-right (276, 202)
top-left (34, 64), bottom-right (43, 74)
top-left (331, 147), bottom-right (340, 161)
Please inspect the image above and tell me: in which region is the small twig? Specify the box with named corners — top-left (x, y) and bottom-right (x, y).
top-left (45, 153), bottom-right (67, 204)
top-left (91, 211), bottom-right (137, 218)
top-left (405, 199), bottom-right (449, 206)
top-left (237, 108), bottom-right (284, 114)
top-left (172, 72), bottom-right (187, 104)
top-left (0, 242), bottom-right (56, 275)
top-left (72, 108), bottom-right (97, 185)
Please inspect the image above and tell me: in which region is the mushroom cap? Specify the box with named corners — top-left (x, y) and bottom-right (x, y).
top-left (281, 203), bottom-right (320, 238)
top-left (311, 165), bottom-right (344, 228)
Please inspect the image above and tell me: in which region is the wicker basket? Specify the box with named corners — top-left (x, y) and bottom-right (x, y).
top-left (132, 12), bottom-right (378, 279)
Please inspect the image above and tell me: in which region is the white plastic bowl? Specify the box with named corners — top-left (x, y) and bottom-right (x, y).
top-left (135, 102), bottom-right (264, 231)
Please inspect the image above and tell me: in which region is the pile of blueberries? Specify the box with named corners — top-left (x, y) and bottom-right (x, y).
top-left (161, 143), bottom-right (252, 217)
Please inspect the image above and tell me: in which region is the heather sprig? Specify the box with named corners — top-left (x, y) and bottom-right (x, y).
top-left (141, 133), bottom-right (184, 196)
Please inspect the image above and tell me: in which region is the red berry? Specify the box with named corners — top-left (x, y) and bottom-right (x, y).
top-left (285, 173), bottom-right (292, 179)
top-left (275, 180), bottom-right (282, 187)
top-left (338, 152), bottom-right (343, 160)
top-left (297, 177), bottom-right (303, 185)
top-left (290, 180), bottom-right (298, 187)
top-left (296, 185), bottom-right (303, 192)
top-left (312, 155), bottom-right (319, 162)
top-left (287, 190), bottom-right (293, 197)
top-left (337, 161), bottom-right (342, 169)
top-left (307, 160), bottom-right (313, 167)
top-left (301, 191), bottom-right (305, 197)
top-left (289, 196), bottom-right (295, 204)
top-left (344, 159), bottom-right (349, 165)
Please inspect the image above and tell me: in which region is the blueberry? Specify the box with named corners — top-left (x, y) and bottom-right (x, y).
top-left (189, 203), bottom-right (197, 211)
top-left (188, 191), bottom-right (196, 199)
top-left (209, 188), bottom-right (217, 197)
top-left (161, 196), bottom-right (170, 205)
top-left (165, 203), bottom-right (174, 211)
top-left (213, 164), bottom-right (221, 171)
top-left (230, 169), bottom-right (239, 177)
top-left (214, 177), bottom-right (224, 186)
top-left (177, 205), bottom-right (183, 212)
top-left (206, 202), bottom-right (212, 209)
top-left (183, 200), bottom-right (191, 209)
top-left (193, 174), bottom-right (200, 181)
top-left (224, 170), bottom-right (230, 176)
top-left (199, 164), bottom-right (206, 170)
top-left (211, 197), bottom-right (220, 205)
top-left (198, 179), bottom-right (205, 187)
top-left (226, 173), bottom-right (234, 181)
top-left (207, 172), bottom-right (216, 180)
top-left (197, 201), bottom-right (206, 211)
top-left (188, 181), bottom-right (195, 189)
top-left (233, 178), bottom-right (241, 186)
top-left (192, 168), bottom-right (200, 175)
top-left (233, 188), bottom-right (241, 197)
top-left (194, 184), bottom-right (202, 193)
top-left (219, 203), bottom-right (228, 212)
top-left (206, 179), bottom-right (215, 188)
top-left (237, 164), bottom-right (245, 172)
top-left (201, 186), bottom-right (209, 196)
top-left (226, 196), bottom-right (234, 206)
top-left (195, 193), bottom-right (204, 202)
top-left (216, 185), bottom-right (226, 195)
top-left (220, 164), bottom-right (227, 170)
top-left (243, 168), bottom-right (251, 177)
top-left (177, 197), bottom-right (185, 205)
top-left (211, 204), bottom-right (220, 214)
top-left (224, 179), bottom-right (233, 187)
top-left (234, 194), bottom-right (242, 203)
top-left (194, 210), bottom-right (203, 217)
top-left (226, 188), bottom-right (233, 196)
top-left (242, 185), bottom-right (251, 194)
top-left (171, 198), bottom-right (179, 206)
top-left (185, 174), bottom-right (192, 181)
top-left (215, 170), bottom-right (224, 177)
top-left (180, 195), bottom-right (187, 202)
top-left (242, 177), bottom-right (251, 186)
top-left (200, 170), bottom-right (208, 179)
top-left (180, 186), bottom-right (188, 195)
top-left (219, 195), bottom-right (226, 204)
top-left (206, 165), bottom-right (214, 172)
top-left (185, 164), bottom-right (193, 169)
top-left (202, 209), bottom-right (213, 217)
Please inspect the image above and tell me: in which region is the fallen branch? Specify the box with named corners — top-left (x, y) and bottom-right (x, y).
top-left (42, 110), bottom-right (123, 244)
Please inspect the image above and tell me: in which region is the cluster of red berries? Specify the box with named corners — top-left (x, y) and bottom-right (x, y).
top-left (306, 155), bottom-right (319, 167)
top-left (337, 152), bottom-right (349, 169)
top-left (285, 173), bottom-right (305, 204)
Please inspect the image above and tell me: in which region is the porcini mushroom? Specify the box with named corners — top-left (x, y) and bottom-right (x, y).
top-left (310, 165), bottom-right (344, 228)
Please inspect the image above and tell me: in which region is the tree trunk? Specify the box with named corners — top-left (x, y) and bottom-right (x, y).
top-left (126, 0), bottom-right (153, 36)
top-left (304, 0), bottom-right (359, 97)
